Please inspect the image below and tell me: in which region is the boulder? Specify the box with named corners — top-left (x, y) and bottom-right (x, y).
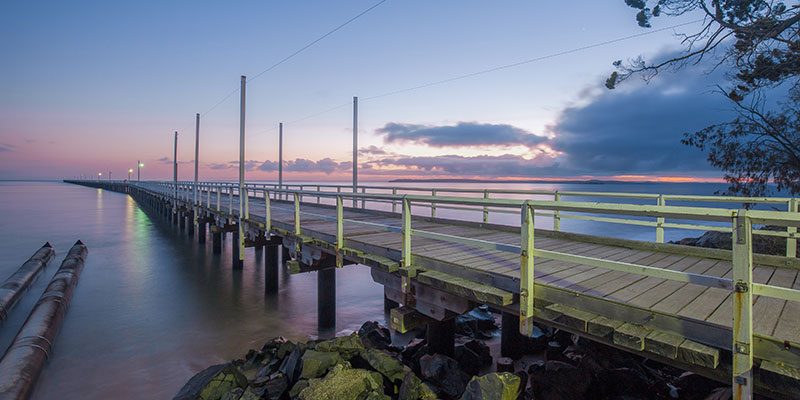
top-left (400, 338), bottom-right (429, 375)
top-left (528, 360), bottom-right (591, 400)
top-left (674, 372), bottom-right (728, 400)
top-left (288, 379), bottom-right (309, 398)
top-left (454, 340), bottom-right (492, 375)
top-left (220, 388), bottom-right (243, 400)
top-left (298, 364), bottom-right (388, 400)
top-left (460, 373), bottom-right (521, 400)
top-left (672, 225), bottom-right (789, 256)
top-left (300, 350), bottom-right (345, 379)
top-left (362, 348), bottom-right (409, 383)
top-left (398, 372), bottom-right (437, 400)
top-left (174, 363), bottom-right (248, 400)
top-left (419, 354), bottom-right (470, 398)
top-left (455, 306), bottom-right (497, 339)
top-left (595, 367), bottom-right (654, 398)
top-left (358, 321), bottom-right (392, 350)
top-left (279, 346), bottom-right (303, 383)
top-left (315, 333), bottom-right (365, 359)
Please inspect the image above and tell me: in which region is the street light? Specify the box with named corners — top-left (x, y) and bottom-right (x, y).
top-left (128, 168), bottom-right (133, 181)
top-left (97, 172), bottom-right (102, 181)
top-left (137, 161), bottom-right (144, 181)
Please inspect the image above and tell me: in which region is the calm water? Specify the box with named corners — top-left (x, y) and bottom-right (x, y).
top-left (0, 180), bottom-right (772, 399)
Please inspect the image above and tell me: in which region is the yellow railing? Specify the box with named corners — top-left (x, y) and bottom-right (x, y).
top-left (112, 180), bottom-right (800, 400)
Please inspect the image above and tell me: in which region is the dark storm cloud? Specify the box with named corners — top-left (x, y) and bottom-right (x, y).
top-left (258, 158), bottom-right (351, 174)
top-left (377, 122), bottom-right (547, 148)
top-left (549, 55), bottom-right (735, 176)
top-left (375, 154), bottom-right (562, 177)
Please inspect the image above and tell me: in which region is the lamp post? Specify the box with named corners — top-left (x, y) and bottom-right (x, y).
top-left (128, 169), bottom-right (133, 181)
top-left (137, 161), bottom-right (144, 181)
top-left (97, 172), bottom-right (102, 181)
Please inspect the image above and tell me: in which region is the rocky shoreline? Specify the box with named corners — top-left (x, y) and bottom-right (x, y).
top-left (174, 310), bottom-right (731, 400)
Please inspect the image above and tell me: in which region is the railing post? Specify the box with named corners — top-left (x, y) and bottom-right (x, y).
top-left (482, 190), bottom-right (489, 223)
top-left (401, 197), bottom-right (414, 294)
top-left (731, 209), bottom-right (753, 400)
top-left (216, 187), bottom-right (221, 212)
top-left (361, 187), bottom-right (366, 209)
top-left (431, 189), bottom-right (437, 218)
top-left (787, 198), bottom-right (798, 258)
top-left (519, 201), bottom-right (535, 336)
top-left (206, 185), bottom-right (211, 207)
top-left (392, 188), bottom-right (398, 213)
top-left (317, 185), bottom-right (321, 204)
top-left (265, 190), bottom-right (271, 232)
top-left (228, 187), bottom-right (233, 214)
top-left (294, 192), bottom-right (301, 236)
top-left (553, 191), bottom-right (561, 231)
top-left (336, 195), bottom-right (344, 267)
top-left (243, 187), bottom-right (249, 219)
top-left (656, 194), bottom-right (665, 243)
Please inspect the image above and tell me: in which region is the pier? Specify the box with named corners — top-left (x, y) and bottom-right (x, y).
top-left (66, 179), bottom-right (800, 399)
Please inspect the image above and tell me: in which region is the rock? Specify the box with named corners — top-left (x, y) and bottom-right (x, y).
top-left (288, 379), bottom-right (309, 398)
top-left (672, 225), bottom-right (789, 256)
top-left (298, 364), bottom-right (388, 400)
top-left (252, 357), bottom-right (282, 386)
top-left (279, 346), bottom-right (303, 384)
top-left (400, 338), bottom-right (429, 375)
top-left (455, 306), bottom-right (497, 339)
top-left (174, 363), bottom-right (248, 400)
top-left (358, 321), bottom-right (392, 350)
top-left (419, 354), bottom-right (470, 398)
top-left (263, 372), bottom-right (289, 400)
top-left (300, 350), bottom-right (345, 379)
top-left (595, 367), bottom-right (654, 398)
top-left (460, 372), bottom-right (521, 400)
top-left (315, 333), bottom-right (365, 359)
top-left (220, 387), bottom-right (243, 400)
top-left (674, 372), bottom-right (728, 400)
top-left (362, 348), bottom-right (409, 383)
top-left (398, 372), bottom-right (437, 400)
top-left (455, 340), bottom-right (492, 375)
top-left (528, 360), bottom-right (591, 400)
top-left (496, 357), bottom-right (514, 373)
top-left (261, 336), bottom-right (288, 352)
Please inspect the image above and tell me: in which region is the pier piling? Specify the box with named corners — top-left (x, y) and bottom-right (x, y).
top-left (265, 244), bottom-right (279, 294)
top-left (232, 231), bottom-right (243, 268)
top-left (212, 228), bottom-right (222, 254)
top-left (317, 267), bottom-right (336, 330)
top-left (426, 318), bottom-right (455, 357)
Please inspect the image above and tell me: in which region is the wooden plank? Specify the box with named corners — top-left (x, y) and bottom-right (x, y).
top-left (576, 252), bottom-right (675, 297)
top-left (767, 269), bottom-right (800, 343)
top-left (554, 249), bottom-right (658, 290)
top-left (678, 340), bottom-right (719, 368)
top-left (650, 260), bottom-right (730, 314)
top-left (705, 265), bottom-right (776, 328)
top-left (605, 256), bottom-right (702, 302)
top-left (414, 270), bottom-right (514, 306)
top-left (627, 258), bottom-right (719, 309)
top-left (752, 268), bottom-right (797, 337)
top-left (613, 323), bottom-right (652, 351)
top-left (645, 330), bottom-right (685, 359)
top-left (676, 263), bottom-right (734, 321)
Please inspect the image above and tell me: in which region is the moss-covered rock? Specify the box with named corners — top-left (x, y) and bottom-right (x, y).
top-left (314, 333), bottom-right (365, 359)
top-left (398, 372), bottom-right (437, 400)
top-left (175, 363), bottom-right (248, 400)
top-left (298, 364), bottom-right (388, 400)
top-left (460, 372), bottom-right (520, 400)
top-left (300, 350), bottom-right (345, 379)
top-left (362, 348), bottom-right (409, 383)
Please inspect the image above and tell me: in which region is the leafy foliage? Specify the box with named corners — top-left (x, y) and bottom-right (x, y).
top-left (610, 1), bottom-right (799, 195)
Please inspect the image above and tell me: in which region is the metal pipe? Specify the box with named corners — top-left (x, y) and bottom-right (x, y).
top-left (0, 241), bottom-right (87, 400)
top-left (0, 243), bottom-right (56, 323)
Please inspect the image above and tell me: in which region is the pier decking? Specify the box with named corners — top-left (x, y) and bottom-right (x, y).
top-left (66, 180), bottom-right (800, 399)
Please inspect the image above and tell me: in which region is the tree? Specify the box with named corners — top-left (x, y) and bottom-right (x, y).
top-left (607, 1), bottom-right (800, 196)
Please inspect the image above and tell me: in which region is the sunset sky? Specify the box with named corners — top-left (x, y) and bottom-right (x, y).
top-left (1, 1), bottom-right (727, 182)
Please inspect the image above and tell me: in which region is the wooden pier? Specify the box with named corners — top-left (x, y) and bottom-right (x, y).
top-left (65, 180), bottom-right (800, 399)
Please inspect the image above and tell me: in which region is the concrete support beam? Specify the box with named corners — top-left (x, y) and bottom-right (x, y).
top-left (265, 244), bottom-right (279, 295)
top-left (232, 231), bottom-right (243, 269)
top-left (318, 267), bottom-right (336, 330)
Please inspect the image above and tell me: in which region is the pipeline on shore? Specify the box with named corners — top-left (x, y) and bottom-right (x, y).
top-left (0, 240), bottom-right (88, 400)
top-left (0, 243), bottom-right (56, 323)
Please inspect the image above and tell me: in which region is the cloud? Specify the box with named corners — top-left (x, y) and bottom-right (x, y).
top-left (548, 52), bottom-right (735, 176)
top-left (159, 157), bottom-right (194, 165)
top-left (0, 143), bottom-right (14, 152)
top-left (374, 154), bottom-right (562, 177)
top-left (377, 122), bottom-right (547, 149)
top-left (359, 145), bottom-right (388, 156)
top-left (258, 158), bottom-right (352, 174)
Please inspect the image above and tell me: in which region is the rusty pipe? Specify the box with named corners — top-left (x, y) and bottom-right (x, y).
top-left (0, 243), bottom-right (56, 323)
top-left (0, 240), bottom-right (87, 400)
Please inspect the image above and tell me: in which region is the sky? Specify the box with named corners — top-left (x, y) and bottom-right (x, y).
top-left (0, 0), bottom-right (730, 182)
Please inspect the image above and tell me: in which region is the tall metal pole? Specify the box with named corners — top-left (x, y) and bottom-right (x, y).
top-left (278, 122), bottom-right (283, 191)
top-left (237, 76), bottom-right (246, 268)
top-left (193, 113), bottom-right (200, 227)
top-left (173, 131), bottom-right (178, 200)
top-left (137, 160), bottom-right (141, 181)
top-left (352, 96), bottom-right (358, 207)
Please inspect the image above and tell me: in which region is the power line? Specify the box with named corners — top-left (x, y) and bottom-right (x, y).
top-left (179, 0), bottom-right (389, 129)
top-left (267, 18), bottom-right (703, 128)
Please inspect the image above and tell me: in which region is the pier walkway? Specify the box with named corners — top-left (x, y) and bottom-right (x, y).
top-left (66, 180), bottom-right (800, 399)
